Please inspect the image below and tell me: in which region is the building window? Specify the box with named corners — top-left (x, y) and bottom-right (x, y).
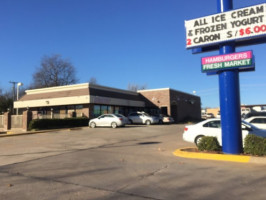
top-left (76, 105), bottom-right (83, 110)
top-left (108, 106), bottom-right (114, 114)
top-left (94, 105), bottom-right (101, 117)
top-left (114, 106), bottom-right (119, 114)
top-left (101, 105), bottom-right (108, 114)
top-left (93, 105), bottom-right (139, 117)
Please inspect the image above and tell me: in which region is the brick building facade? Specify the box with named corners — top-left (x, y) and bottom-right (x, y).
top-left (14, 83), bottom-right (201, 122)
top-left (139, 88), bottom-right (201, 122)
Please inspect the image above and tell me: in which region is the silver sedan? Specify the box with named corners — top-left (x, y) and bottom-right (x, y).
top-left (89, 114), bottom-right (127, 128)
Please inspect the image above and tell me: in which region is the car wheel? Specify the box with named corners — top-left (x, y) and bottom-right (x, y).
top-left (159, 120), bottom-right (163, 124)
top-left (195, 135), bottom-right (204, 146)
top-left (129, 119), bottom-right (133, 124)
top-left (145, 120), bottom-right (151, 125)
top-left (90, 122), bottom-right (96, 128)
top-left (111, 122), bottom-right (117, 128)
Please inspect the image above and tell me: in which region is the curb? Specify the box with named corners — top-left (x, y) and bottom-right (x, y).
top-left (173, 148), bottom-right (266, 164)
top-left (0, 127), bottom-right (88, 137)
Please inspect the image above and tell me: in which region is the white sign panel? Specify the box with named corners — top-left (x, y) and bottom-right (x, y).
top-left (185, 3), bottom-right (266, 49)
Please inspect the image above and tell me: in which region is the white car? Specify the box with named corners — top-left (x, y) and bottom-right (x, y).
top-left (183, 118), bottom-right (266, 146)
top-left (245, 116), bottom-right (266, 129)
top-left (128, 112), bottom-right (159, 125)
top-left (216, 111), bottom-right (220, 118)
top-left (89, 114), bottom-right (127, 128)
top-left (157, 114), bottom-right (174, 124)
top-left (202, 113), bottom-right (215, 119)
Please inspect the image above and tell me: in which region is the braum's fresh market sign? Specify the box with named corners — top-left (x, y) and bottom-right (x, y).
top-left (201, 51), bottom-right (254, 73)
top-left (185, 3), bottom-right (266, 49)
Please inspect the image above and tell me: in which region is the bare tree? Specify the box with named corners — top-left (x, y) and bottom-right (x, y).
top-left (127, 83), bottom-right (147, 91)
top-left (0, 88), bottom-right (13, 113)
top-left (89, 77), bottom-right (98, 85)
top-left (32, 54), bottom-right (78, 88)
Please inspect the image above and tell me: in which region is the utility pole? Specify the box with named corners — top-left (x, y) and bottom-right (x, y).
top-left (9, 81), bottom-right (18, 114)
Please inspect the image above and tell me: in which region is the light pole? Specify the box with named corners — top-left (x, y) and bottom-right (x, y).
top-left (16, 82), bottom-right (23, 115)
top-left (9, 81), bottom-right (18, 114)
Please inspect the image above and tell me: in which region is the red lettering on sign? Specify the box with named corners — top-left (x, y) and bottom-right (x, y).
top-left (187, 39), bottom-right (192, 46)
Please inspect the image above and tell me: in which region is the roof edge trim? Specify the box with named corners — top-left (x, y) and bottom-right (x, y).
top-left (26, 83), bottom-right (89, 95)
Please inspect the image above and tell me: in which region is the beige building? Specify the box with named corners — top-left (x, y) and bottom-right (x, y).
top-left (204, 104), bottom-right (266, 118)
top-left (14, 83), bottom-right (201, 122)
top-left (206, 108), bottom-right (220, 117)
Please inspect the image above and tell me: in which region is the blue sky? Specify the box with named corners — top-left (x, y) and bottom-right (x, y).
top-left (0, 0), bottom-right (265, 108)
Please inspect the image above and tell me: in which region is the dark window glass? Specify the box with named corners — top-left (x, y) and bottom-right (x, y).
top-left (251, 118), bottom-right (260, 123)
top-left (203, 120), bottom-right (221, 128)
top-left (101, 105), bottom-right (108, 115)
top-left (93, 105), bottom-right (101, 117)
top-left (99, 115), bottom-right (105, 119)
top-left (114, 106), bottom-right (119, 114)
top-left (108, 106), bottom-right (113, 114)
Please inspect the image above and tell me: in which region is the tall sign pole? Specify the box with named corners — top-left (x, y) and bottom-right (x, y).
top-left (217, 0), bottom-right (242, 154)
top-left (185, 0), bottom-right (266, 154)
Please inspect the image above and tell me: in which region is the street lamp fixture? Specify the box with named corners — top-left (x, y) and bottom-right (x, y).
top-left (17, 82), bottom-right (23, 100)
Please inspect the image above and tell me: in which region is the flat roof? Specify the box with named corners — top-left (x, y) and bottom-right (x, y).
top-left (25, 83), bottom-right (138, 96)
top-left (138, 88), bottom-right (200, 97)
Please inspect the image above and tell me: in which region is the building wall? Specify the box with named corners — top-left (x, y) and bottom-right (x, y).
top-left (14, 84), bottom-right (201, 122)
top-left (204, 105), bottom-right (266, 118)
top-left (139, 89), bottom-right (170, 115)
top-left (206, 108), bottom-right (220, 117)
top-left (169, 89), bottom-right (201, 122)
top-left (139, 88), bottom-right (201, 122)
top-left (82, 105), bottom-right (90, 118)
top-left (241, 104), bottom-right (266, 113)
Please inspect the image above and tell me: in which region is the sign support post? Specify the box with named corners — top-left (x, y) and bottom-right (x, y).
top-left (185, 0), bottom-right (266, 154)
top-left (218, 0), bottom-right (242, 154)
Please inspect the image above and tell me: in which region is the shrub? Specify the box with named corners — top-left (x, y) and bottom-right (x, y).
top-left (244, 134), bottom-right (266, 156)
top-left (29, 117), bottom-right (89, 130)
top-left (197, 136), bottom-right (221, 152)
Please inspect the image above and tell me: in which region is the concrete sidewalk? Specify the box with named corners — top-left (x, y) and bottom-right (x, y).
top-left (0, 127), bottom-right (86, 137)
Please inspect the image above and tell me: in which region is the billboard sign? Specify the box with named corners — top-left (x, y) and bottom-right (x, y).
top-left (185, 3), bottom-right (266, 49)
top-left (201, 51), bottom-right (254, 73)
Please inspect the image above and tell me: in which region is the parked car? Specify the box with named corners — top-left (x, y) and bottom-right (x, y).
top-left (89, 114), bottom-right (127, 128)
top-left (243, 111), bottom-right (266, 119)
top-left (156, 114), bottom-right (174, 124)
top-left (128, 111), bottom-right (159, 125)
top-left (245, 116), bottom-right (266, 129)
top-left (201, 113), bottom-right (215, 119)
top-left (183, 118), bottom-right (266, 146)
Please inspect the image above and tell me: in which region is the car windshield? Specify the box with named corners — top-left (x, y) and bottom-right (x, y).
top-left (203, 120), bottom-right (221, 128)
top-left (201, 119), bottom-right (259, 130)
top-left (143, 113), bottom-right (150, 117)
top-left (114, 114), bottom-right (123, 118)
top-left (242, 120), bottom-right (260, 130)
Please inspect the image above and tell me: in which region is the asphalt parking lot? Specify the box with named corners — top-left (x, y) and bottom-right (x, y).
top-left (0, 124), bottom-right (266, 200)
